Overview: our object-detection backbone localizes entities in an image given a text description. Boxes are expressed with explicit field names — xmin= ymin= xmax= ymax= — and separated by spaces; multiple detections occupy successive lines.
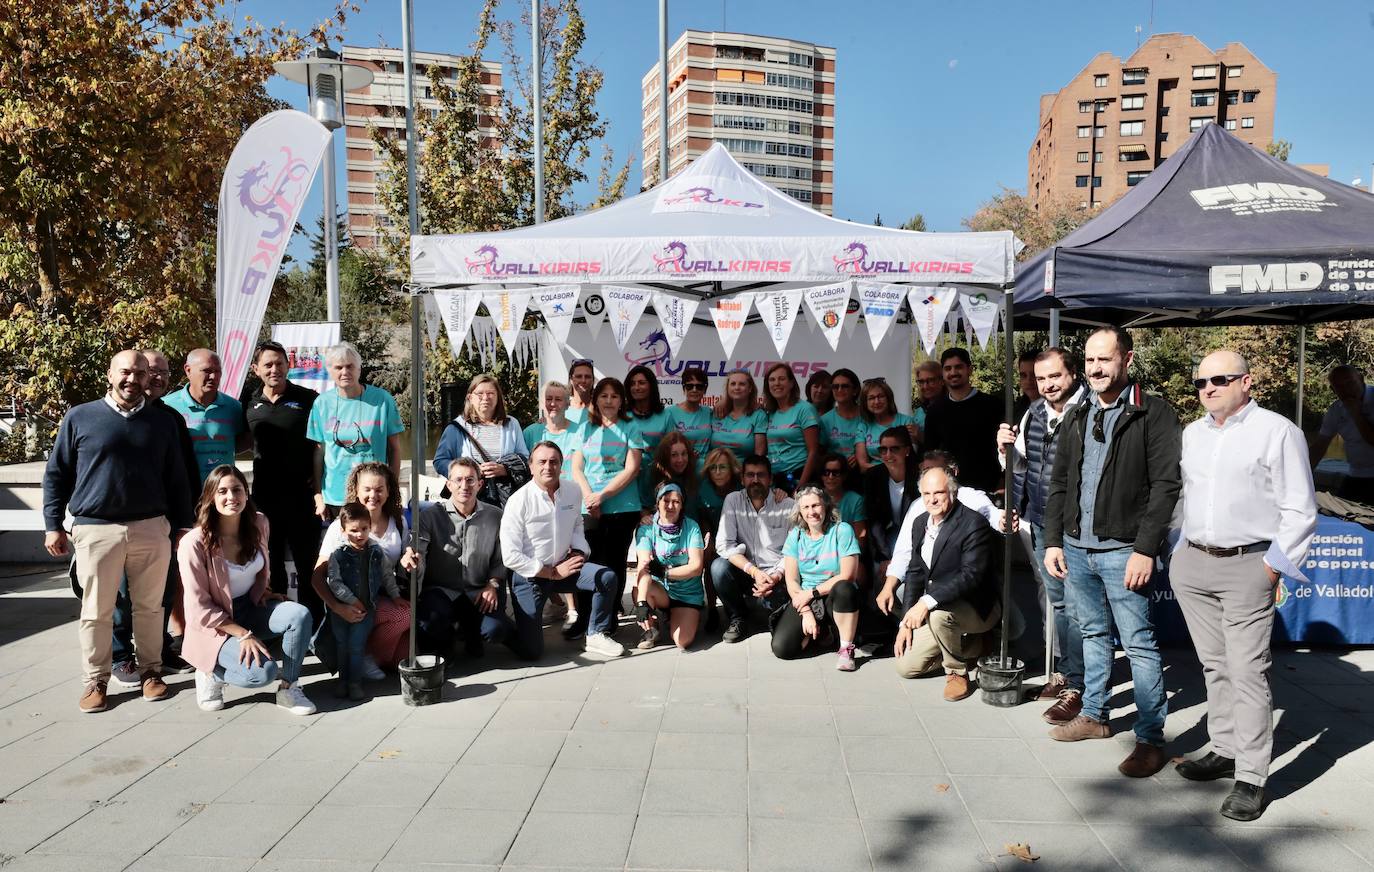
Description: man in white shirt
xmin=711 ymin=454 xmax=795 ymax=643
xmin=1171 ymin=350 xmax=1316 ymax=822
xmin=1310 ymin=365 xmax=1374 ymax=504
xmin=500 ymin=441 xmax=626 ymax=659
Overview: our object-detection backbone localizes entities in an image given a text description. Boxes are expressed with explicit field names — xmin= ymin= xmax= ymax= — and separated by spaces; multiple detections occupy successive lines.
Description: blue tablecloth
xmin=1154 ymin=514 xmax=1374 ymax=646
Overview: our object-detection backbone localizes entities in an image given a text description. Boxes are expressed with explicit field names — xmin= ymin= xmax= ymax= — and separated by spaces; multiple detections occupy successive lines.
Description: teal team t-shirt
xmin=766 ymin=400 xmax=819 ymax=476
xmin=566 ymin=406 xmax=589 ymax=428
xmin=783 ymin=521 xmax=861 ymax=590
xmin=859 ymin=413 xmax=916 ymax=458
xmin=523 ymin=421 xmax=583 ymax=459
xmin=667 ymin=405 xmax=714 ymax=469
xmin=305 ymin=385 xmax=404 ymax=505
xmin=711 ymin=409 xmax=766 ymax=462
xmin=162 ymin=387 xmax=244 ymax=482
xmin=836 ymin=490 xmax=867 ymax=524
xmin=819 ymin=408 xmax=866 ymax=459
xmin=632 ymin=407 xmax=674 ymax=508
xmin=575 ymin=418 xmax=647 ymax=516
xmin=635 ymin=517 xmax=705 ymax=605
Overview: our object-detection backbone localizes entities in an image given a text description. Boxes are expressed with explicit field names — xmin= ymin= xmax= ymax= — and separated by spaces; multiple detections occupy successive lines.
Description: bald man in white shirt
xmin=1171 ymin=350 xmax=1316 ymax=822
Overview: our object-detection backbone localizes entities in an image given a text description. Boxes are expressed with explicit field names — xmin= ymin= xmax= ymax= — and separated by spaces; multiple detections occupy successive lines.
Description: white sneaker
xmin=276 ymin=682 xmax=317 ymax=716
xmin=584 ymin=632 xmax=626 ymax=658
xmin=112 ymin=660 xmax=140 ymax=687
xmin=361 ymin=654 xmax=386 ymax=681
xmin=195 ymin=671 xmax=225 ymax=712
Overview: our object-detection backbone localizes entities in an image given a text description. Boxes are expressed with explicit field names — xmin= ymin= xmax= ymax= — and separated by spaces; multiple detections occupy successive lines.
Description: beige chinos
xmin=74 ymin=517 xmax=171 ymax=682
xmin=894 ymin=600 xmax=1001 ymax=678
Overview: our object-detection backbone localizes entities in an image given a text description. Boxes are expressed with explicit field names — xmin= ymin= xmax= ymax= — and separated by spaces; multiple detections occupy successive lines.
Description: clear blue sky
xmin=242 ymin=0 xmax=1374 ymax=253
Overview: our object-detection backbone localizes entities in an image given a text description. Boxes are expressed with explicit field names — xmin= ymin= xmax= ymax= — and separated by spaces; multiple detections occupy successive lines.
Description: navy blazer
xmin=901 ymin=500 xmax=999 ymax=621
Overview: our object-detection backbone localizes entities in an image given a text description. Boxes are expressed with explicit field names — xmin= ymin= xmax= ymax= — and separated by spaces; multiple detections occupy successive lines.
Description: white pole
xmin=402 ymin=0 xmax=423 ymax=665
xmin=322 ymin=127 xmax=341 ymax=322
xmin=658 ymin=0 xmax=669 ymax=185
xmin=532 ymin=0 xmax=544 ymax=223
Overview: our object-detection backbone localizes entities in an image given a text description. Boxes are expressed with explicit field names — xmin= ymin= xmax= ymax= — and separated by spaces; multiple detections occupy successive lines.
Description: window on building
xmin=1227 ymin=65 xmax=1244 ymax=77
xmin=715 ymin=114 xmax=766 ymax=131
xmin=1190 ymin=117 xmax=1213 ymax=131
xmin=1077 ymin=151 xmax=1090 ymax=163
xmin=1126 ymin=170 xmax=1151 ymax=186
xmin=765 ymin=72 xmax=812 ymax=90
xmin=718 ymin=137 xmax=764 ymax=154
xmin=1075 ymin=175 xmax=1089 ymax=188
xmin=1119 ymin=144 xmax=1149 ymax=162
xmin=1243 ymin=90 xmax=1259 ymax=103
xmin=1078 ymin=101 xmax=1093 ymax=113
xmin=1120 ymin=120 xmax=1144 ymax=136
xmin=1191 ymin=90 xmax=1218 ymax=107
xmin=1122 ymin=67 xmax=1148 ymax=85
xmin=1225 ymin=90 xmax=1239 ymax=105
xmin=1241 ymin=116 xmax=1255 ymax=128
xmin=1224 ymin=119 xmax=1237 ymax=130
xmin=1077 ymin=125 xmax=1092 ymax=138
xmin=1120 ymin=94 xmax=1145 ymax=110
xmin=717 ymin=45 xmax=765 ymax=61
xmin=1192 ymin=64 xmax=1218 ymax=80
xmin=1095 ymin=151 xmax=1104 ymax=162
xmin=1093 ymin=74 xmax=1108 ymax=87
xmin=1158 ymin=130 xmax=1169 ymax=141
xmin=1095 ymin=126 xmax=1106 ymax=138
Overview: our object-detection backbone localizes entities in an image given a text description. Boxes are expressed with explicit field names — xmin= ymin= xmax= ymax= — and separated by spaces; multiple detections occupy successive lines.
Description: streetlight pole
xmin=658 ymin=0 xmax=669 ymax=185
xmin=533 ymin=0 xmax=544 ymax=223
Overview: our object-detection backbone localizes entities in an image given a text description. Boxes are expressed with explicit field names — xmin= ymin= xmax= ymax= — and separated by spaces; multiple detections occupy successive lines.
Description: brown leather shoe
xmin=1042 ymin=688 xmax=1083 ymax=725
xmin=1048 ymin=714 xmax=1110 ymax=742
xmin=1037 ymin=673 xmax=1067 ymax=699
xmin=141 ymin=672 xmax=169 ymax=702
xmin=943 ymin=673 xmax=974 ymax=702
xmin=79 ymin=680 xmax=108 ymax=713
xmin=1118 ymin=742 xmax=1167 ymax=778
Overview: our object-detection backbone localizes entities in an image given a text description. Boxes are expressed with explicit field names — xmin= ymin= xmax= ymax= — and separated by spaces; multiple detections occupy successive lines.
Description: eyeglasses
xmin=1192 ymin=374 xmax=1244 ymax=391
xmin=683 ymin=382 xmax=707 ymax=390
xmin=1092 ymin=408 xmax=1107 ymax=444
xmin=332 ymin=420 xmax=373 ymax=454
xmin=831 ymin=382 xmax=855 ymax=391
xmin=821 ymin=468 xmax=845 ymax=477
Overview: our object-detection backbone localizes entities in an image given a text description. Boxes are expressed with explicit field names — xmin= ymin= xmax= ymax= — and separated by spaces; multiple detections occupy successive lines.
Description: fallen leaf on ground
xmin=377 ymin=749 xmax=402 ymax=759
xmin=1004 ymin=842 xmax=1039 ymax=862
xmin=934 ymin=783 xmax=950 ymax=793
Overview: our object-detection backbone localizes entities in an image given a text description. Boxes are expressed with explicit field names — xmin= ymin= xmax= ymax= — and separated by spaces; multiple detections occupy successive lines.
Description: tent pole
xmin=1049 ymin=309 xmax=1060 ymax=347
xmin=402 ymin=0 xmax=423 ymax=668
xmin=1297 ymin=324 xmax=1307 ymax=429
xmin=1000 ymin=288 xmax=1015 ymax=666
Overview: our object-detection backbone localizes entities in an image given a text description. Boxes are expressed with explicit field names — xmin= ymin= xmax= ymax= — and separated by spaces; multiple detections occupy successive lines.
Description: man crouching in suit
xmin=889 ymin=465 xmax=1001 ymax=701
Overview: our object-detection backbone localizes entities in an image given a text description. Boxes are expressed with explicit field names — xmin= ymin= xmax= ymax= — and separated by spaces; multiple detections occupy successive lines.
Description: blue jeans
xmin=330 ymin=609 xmax=376 ymax=684
xmin=511 ymin=562 xmax=619 ymax=659
xmin=1063 ymin=544 xmax=1166 ymax=745
xmin=1033 ymin=524 xmax=1083 ymax=691
xmin=216 ymin=595 xmax=313 ymax=687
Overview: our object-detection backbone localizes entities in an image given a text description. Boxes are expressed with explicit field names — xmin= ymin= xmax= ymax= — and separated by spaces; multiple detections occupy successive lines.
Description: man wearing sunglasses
xmin=1171 ymin=350 xmax=1315 ymax=821
xmin=1042 ymin=326 xmax=1180 ymax=779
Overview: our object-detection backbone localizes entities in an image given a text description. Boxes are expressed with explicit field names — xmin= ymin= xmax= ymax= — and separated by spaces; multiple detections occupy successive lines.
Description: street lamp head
xmin=273 ymin=47 xmax=374 ymax=131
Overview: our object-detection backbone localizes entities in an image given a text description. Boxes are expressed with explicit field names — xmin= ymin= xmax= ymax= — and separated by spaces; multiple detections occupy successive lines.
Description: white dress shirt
xmin=999 ymin=384 xmax=1088 ymax=473
xmin=1178 ymin=400 xmax=1316 ymax=579
xmin=500 ymin=477 xmax=590 ymax=580
xmin=715 ymin=489 xmax=795 ymax=574
xmin=103 ymin=394 xmax=146 ymax=419
xmin=886 ymin=487 xmax=998 ymax=582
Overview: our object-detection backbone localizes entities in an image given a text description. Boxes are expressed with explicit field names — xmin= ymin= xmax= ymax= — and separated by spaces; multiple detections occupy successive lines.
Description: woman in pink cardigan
xmin=178 ymin=465 xmax=317 ymax=715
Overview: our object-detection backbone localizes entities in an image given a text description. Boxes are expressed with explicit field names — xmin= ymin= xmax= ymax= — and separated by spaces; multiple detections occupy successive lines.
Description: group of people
xmin=43 ymin=329 xmax=1355 ymax=822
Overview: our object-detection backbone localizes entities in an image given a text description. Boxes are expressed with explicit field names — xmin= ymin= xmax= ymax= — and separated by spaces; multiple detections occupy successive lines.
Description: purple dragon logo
xmin=662 ymin=186 xmax=764 ymax=209
xmin=653 ymin=240 xmax=689 ymax=272
xmin=627 ymin=329 xmax=672 ymax=367
xmin=465 ymin=244 xmax=499 ymax=274
xmin=236 ymin=154 xmax=309 ymax=240
xmin=833 ymin=241 xmax=870 ymax=274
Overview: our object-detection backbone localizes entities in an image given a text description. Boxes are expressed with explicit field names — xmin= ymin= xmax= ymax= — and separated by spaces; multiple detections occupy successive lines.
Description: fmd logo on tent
xmin=1189 ymin=183 xmax=1334 ymax=216
xmin=1208 ymin=262 xmax=1323 ymax=295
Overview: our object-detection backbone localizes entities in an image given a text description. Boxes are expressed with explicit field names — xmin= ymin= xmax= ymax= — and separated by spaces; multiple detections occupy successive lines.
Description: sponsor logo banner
xmin=653 ymin=291 xmax=700 ymax=361
xmin=216 ymin=110 xmax=330 ymax=397
xmin=708 ymin=293 xmax=754 ymax=359
xmin=434 ymin=289 xmax=482 ymax=356
xmin=958 ymin=291 xmax=1001 ymax=350
xmin=270 ymin=321 xmax=340 ymax=396
xmin=802 ymin=282 xmax=852 ymax=351
xmin=907 ymin=286 xmax=957 ymax=356
xmin=480 ymin=288 xmax=532 ymax=361
xmin=652 ymin=176 xmax=770 ymax=216
xmin=650 ymin=239 xmax=792 ymax=277
xmin=856 ymin=281 xmax=905 ymax=350
xmin=462 ymin=242 xmax=602 ymax=277
xmin=603 ymin=285 xmax=653 ymax=351
xmin=1189 ymin=182 xmax=1334 ymax=216
xmin=533 ymin=285 xmax=581 ymax=345
xmin=756 ymin=288 xmax=804 ymax=357
xmin=833 ymin=240 xmax=976 ymax=278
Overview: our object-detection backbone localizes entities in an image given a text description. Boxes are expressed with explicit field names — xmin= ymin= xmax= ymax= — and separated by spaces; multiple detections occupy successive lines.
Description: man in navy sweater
xmin=44 ymin=350 xmax=195 ymax=713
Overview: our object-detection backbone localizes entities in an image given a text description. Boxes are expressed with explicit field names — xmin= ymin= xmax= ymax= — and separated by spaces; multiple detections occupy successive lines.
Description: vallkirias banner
xmin=216 ymin=110 xmax=330 ymax=397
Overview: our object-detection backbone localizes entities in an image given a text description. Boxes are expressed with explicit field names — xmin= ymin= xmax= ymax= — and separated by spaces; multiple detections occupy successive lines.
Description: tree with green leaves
xmin=1265 ymin=139 xmax=1292 ymax=162
xmin=901 ymin=214 xmax=927 ymax=232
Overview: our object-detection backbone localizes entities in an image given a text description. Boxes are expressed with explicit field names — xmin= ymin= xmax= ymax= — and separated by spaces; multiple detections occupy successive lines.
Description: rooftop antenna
xmin=1149 ymin=0 xmax=1155 ymax=36
xmin=1135 ymin=24 xmax=1142 ymax=48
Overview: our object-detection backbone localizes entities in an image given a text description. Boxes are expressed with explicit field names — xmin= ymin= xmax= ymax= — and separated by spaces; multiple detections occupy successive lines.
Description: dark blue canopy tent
xmin=1015 ymin=123 xmax=1374 ymax=330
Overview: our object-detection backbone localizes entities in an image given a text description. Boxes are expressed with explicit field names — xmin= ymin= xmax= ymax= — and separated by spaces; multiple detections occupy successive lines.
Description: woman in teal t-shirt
xmin=667 ymin=366 xmax=714 ymax=471
xmin=633 ymin=484 xmax=706 ymax=651
xmin=855 ymin=378 xmax=919 ymax=472
xmin=818 ymin=368 xmax=865 ymax=469
xmin=565 ymin=358 xmax=596 ymax=427
xmin=523 ymin=380 xmax=583 ymax=458
xmin=772 ymin=486 xmax=862 ymax=670
xmin=627 ymin=365 xmax=673 ymax=510
xmin=711 ymin=369 xmax=767 ymax=463
xmin=763 ymin=362 xmax=820 ymax=493
xmin=646 ymin=431 xmax=699 ymax=523
xmin=572 ymin=377 xmax=646 ymax=613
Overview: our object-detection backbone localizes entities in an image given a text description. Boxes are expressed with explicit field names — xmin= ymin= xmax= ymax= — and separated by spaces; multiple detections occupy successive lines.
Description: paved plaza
xmin=3 ymin=564 xmax=1374 ymax=871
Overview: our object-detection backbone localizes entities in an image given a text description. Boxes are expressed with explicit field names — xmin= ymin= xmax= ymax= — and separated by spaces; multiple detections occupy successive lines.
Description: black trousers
xmin=257 ymin=495 xmax=324 ymax=625
xmin=415 ymin=584 xmax=524 ymax=658
xmin=770 ymin=580 xmax=861 ymax=660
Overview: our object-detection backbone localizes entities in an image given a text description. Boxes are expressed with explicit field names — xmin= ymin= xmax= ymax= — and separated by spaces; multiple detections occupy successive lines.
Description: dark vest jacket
xmin=1015 ymin=382 xmax=1086 ymax=527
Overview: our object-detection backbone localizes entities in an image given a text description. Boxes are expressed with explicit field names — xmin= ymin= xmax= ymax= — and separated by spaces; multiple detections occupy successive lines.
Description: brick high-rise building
xmin=641 ymin=31 xmax=836 ymax=214
xmin=1028 ymin=34 xmax=1276 ymax=211
xmin=341 ymin=46 xmax=502 ymax=249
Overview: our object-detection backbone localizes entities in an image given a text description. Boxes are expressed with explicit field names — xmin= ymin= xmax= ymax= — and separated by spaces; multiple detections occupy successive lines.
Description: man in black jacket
xmin=891 ymin=466 xmax=1001 ymax=702
xmin=1043 ymin=326 xmax=1181 ymax=778
xmin=921 ymin=347 xmax=1004 ymax=492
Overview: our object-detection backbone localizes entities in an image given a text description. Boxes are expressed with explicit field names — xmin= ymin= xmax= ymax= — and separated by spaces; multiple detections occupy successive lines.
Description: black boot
xmin=1175 ymin=751 xmax=1236 ymax=782
xmin=1220 ymin=782 xmax=1265 ymax=821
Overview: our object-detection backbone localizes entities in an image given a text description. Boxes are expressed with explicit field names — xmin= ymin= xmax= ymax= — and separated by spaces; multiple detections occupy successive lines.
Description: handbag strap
xmin=448 ymin=418 xmax=494 ymax=463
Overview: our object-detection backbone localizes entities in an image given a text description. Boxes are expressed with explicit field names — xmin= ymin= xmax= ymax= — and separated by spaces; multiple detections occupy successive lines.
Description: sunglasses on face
xmin=878 ymin=444 xmax=904 ymax=454
xmin=683 ymin=382 xmax=707 ymax=390
xmin=831 ymin=382 xmax=854 ymax=391
xmin=1193 ymin=374 xmax=1244 ymax=391
xmin=821 ymin=468 xmax=845 ymax=477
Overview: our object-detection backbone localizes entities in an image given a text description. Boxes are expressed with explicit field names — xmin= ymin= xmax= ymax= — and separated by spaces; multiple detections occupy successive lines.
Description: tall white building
xmin=642 ymin=31 xmax=836 ymax=214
